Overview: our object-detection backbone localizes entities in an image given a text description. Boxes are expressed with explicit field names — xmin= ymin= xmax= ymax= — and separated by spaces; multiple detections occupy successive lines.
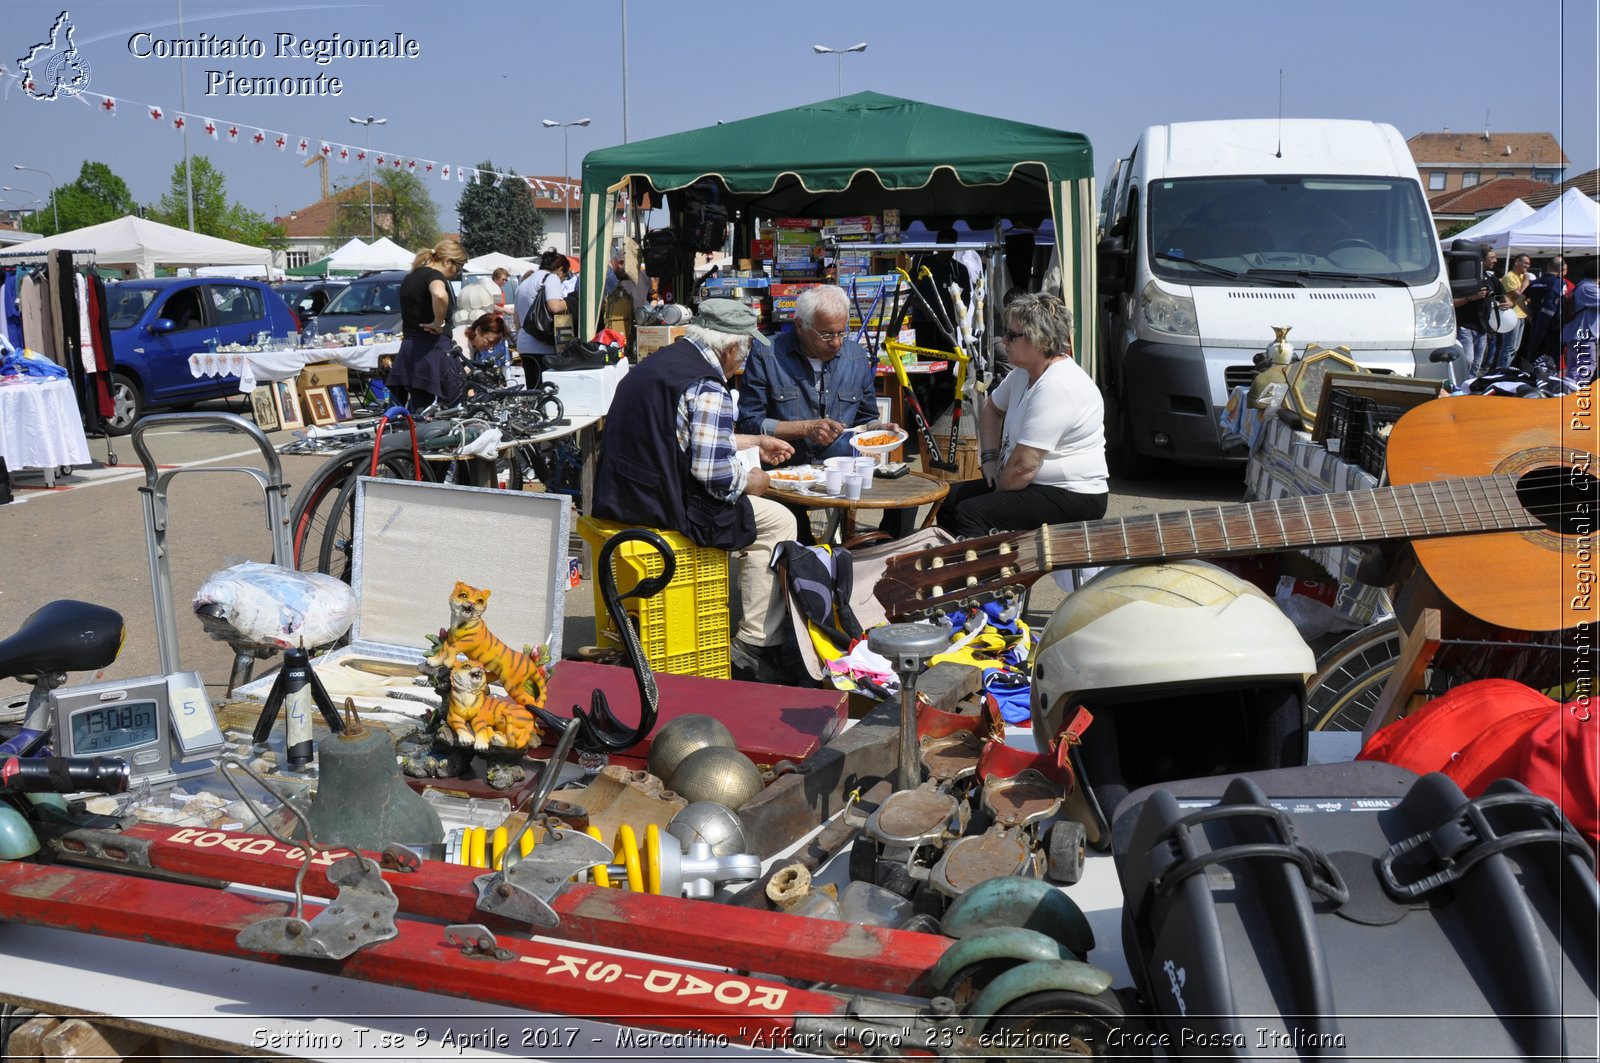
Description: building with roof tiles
xmin=1407 ymin=130 xmax=1567 ymax=197
xmin=1428 ymin=176 xmax=1553 ymax=234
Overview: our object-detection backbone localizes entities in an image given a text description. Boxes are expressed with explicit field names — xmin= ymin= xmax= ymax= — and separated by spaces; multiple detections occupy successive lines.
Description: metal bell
xmin=302 ymin=714 xmax=444 ymax=851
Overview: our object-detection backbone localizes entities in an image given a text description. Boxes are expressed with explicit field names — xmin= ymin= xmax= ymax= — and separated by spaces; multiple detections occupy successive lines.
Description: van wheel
xmin=105 ymin=373 xmax=144 ymax=436
xmin=1106 ymin=392 xmax=1156 ymax=479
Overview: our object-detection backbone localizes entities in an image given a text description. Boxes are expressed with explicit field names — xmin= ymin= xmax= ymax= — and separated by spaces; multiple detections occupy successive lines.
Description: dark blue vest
xmin=591 ymin=339 xmax=757 ymax=551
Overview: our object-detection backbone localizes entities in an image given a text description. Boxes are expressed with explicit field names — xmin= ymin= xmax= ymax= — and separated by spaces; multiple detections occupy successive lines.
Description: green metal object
xmin=965 ymin=961 xmax=1117 ymax=1037
xmin=941 ymin=875 xmax=1095 ymax=957
xmin=0 ymin=804 xmax=41 ymax=860
xmin=931 ymin=926 xmax=1084 ymax=1004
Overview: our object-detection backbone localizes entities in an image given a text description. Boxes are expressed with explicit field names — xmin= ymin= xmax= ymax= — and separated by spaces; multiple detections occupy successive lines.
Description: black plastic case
xmin=1112 ymin=764 xmax=1598 ymax=1061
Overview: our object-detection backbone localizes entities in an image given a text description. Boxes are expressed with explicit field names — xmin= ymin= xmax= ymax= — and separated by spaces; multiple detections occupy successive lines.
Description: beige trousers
xmin=736 ymin=495 xmax=798 ymax=647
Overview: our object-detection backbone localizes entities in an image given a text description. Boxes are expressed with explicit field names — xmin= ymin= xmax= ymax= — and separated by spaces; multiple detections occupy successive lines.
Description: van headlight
xmin=1413 ymin=284 xmax=1456 ymax=340
xmin=1139 ymin=281 xmax=1199 ymax=338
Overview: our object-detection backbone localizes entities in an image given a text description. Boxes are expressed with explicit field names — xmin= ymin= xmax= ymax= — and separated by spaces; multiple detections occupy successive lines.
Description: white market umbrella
xmin=327 ymin=236 xmax=414 ymax=272
xmin=1485 ymin=187 xmax=1600 ymax=256
xmin=1446 ymin=199 xmax=1534 ymax=247
xmin=465 ymin=251 xmax=538 ymax=277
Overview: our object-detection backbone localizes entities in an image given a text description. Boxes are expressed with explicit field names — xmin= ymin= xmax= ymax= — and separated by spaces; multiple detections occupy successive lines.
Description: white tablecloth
xmin=0 ymin=377 xmax=92 ymax=469
xmin=189 ymin=340 xmax=400 ymax=393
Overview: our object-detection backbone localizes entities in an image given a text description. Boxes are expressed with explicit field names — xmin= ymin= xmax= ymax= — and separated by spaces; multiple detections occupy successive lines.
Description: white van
xmin=1096 ymin=119 xmax=1455 ymax=473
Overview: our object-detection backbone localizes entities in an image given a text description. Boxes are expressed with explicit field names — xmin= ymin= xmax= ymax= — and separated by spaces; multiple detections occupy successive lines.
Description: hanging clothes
xmin=20 ymin=272 xmax=53 ymax=360
xmin=74 ymin=273 xmax=96 ymax=376
xmin=3 ymin=269 xmax=22 ymax=348
xmin=86 ymin=274 xmax=114 ymax=421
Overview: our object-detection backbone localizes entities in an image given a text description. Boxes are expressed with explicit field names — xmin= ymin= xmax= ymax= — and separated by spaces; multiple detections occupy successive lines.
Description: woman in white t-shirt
xmin=937 ymin=291 xmax=1108 ymax=539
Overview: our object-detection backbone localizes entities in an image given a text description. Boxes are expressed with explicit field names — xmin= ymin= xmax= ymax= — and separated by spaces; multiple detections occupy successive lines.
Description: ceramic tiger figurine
xmin=445 ymin=661 xmax=542 ymax=752
xmin=425 ymin=582 xmax=549 ymax=709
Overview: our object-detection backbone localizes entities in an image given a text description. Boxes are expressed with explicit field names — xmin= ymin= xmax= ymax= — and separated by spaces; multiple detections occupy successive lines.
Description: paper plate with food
xmin=766 ymin=466 xmax=825 ymax=487
xmin=849 ymin=425 xmax=909 ymax=456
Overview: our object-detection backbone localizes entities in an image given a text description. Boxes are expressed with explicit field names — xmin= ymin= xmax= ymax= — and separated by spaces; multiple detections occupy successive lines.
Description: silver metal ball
xmin=646 ymin=714 xmax=736 ymax=782
xmin=667 ymin=746 xmax=764 ymax=809
xmin=667 ymin=801 xmax=748 ymax=858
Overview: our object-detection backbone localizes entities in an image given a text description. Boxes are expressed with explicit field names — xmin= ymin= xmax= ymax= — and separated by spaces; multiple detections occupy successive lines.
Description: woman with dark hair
xmin=513 ymin=248 xmax=570 ymax=371
xmin=937 ymin=291 xmax=1108 ymax=539
xmin=387 ymin=236 xmax=469 ymax=412
xmin=452 ymin=312 xmax=510 ymax=375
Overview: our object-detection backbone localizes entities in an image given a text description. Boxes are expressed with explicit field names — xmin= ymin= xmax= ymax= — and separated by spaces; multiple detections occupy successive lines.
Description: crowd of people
xmin=1454 ymin=248 xmax=1597 ymax=383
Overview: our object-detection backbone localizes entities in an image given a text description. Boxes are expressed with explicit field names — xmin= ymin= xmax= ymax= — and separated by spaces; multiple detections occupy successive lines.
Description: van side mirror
xmin=148 ymin=318 xmax=176 ymax=334
xmin=1097 ymin=235 xmax=1129 ymax=295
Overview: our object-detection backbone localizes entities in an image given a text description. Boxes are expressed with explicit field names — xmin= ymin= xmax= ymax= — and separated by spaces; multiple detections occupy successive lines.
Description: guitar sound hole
xmin=1516 ymin=466 xmax=1597 ymax=536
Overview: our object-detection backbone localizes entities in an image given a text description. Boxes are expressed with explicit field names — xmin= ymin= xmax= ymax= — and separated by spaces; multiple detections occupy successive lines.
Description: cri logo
xmin=17 ymin=10 xmax=93 ymax=100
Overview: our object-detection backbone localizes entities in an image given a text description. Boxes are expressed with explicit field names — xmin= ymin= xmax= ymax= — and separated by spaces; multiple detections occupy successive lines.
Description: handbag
xmin=521 ymin=276 xmax=554 ymax=343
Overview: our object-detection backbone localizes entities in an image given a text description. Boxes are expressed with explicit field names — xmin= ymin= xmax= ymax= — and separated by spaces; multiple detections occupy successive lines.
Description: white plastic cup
xmin=824 ymin=468 xmax=844 ymax=494
xmin=854 ymin=457 xmax=877 ymax=489
xmin=842 ymin=473 xmax=863 ymax=500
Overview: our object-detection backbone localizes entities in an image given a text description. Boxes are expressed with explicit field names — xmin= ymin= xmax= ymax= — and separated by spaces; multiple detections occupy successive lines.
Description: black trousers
xmin=936 ymin=479 xmax=1108 ymax=539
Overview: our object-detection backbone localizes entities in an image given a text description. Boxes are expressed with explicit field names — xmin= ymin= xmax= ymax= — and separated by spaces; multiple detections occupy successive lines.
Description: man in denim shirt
xmin=737 ymin=285 xmax=885 ymax=467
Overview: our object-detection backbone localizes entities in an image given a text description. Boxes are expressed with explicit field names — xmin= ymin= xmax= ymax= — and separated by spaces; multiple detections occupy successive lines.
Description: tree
xmin=30 ymin=161 xmax=136 ymax=235
xmin=148 ymin=155 xmax=285 ymax=249
xmin=457 ymin=160 xmax=544 ymax=258
xmin=327 ymin=169 xmax=439 ymax=252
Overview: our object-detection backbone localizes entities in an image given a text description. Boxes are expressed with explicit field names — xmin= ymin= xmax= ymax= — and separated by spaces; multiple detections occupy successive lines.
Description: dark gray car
xmin=301 ymin=270 xmax=404 ymax=340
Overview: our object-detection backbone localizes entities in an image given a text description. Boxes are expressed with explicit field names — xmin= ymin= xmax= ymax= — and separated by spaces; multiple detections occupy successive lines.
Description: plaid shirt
xmin=676 ymin=337 xmax=747 ymax=503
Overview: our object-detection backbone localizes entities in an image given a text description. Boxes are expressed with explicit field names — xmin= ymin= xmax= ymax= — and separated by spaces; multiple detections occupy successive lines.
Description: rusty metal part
xmin=235 ymin=852 xmax=400 ymax=960
xmin=868 ymin=788 xmax=963 ymax=847
xmin=471 ymin=827 xmax=612 ymax=928
xmin=444 ymin=923 xmax=514 ymax=961
xmin=929 ymin=828 xmax=1037 ymax=898
xmin=983 ymin=770 xmax=1065 ymax=829
xmin=920 ymin=730 xmax=984 ymax=784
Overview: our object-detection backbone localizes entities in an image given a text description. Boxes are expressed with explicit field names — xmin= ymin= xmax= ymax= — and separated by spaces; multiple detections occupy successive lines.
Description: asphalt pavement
xmin=0 ymin=397 xmax=1244 ymax=712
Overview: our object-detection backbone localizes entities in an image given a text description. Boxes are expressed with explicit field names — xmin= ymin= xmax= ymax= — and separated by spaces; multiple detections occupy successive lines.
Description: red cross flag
xmin=274 ymin=134 xmax=287 ymax=151
xmin=203 ymin=119 xmax=218 ymax=140
xmin=252 ymin=130 xmax=267 ymax=145
xmin=172 ymin=115 xmax=185 ymax=131
xmin=339 ymin=146 xmax=350 ymax=162
xmin=441 ymin=165 xmax=450 ymax=181
xmin=321 ymin=142 xmax=332 ymax=158
xmin=458 ymin=165 xmax=465 ymax=183
xmin=355 ymin=150 xmax=365 ymax=162
xmin=149 ymin=106 xmax=163 ymax=121
xmin=406 ymin=159 xmax=416 ymax=173
xmin=227 ymin=125 xmax=240 ymax=143
xmin=296 ymin=137 xmax=309 ymax=156
xmin=392 ymin=156 xmax=402 ymax=168
xmin=424 ymin=161 xmax=433 ymax=173
xmin=99 ymin=96 xmax=116 ymax=117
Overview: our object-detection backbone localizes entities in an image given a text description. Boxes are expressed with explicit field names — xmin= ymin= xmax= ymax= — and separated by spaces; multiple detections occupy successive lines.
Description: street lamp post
xmin=347 ymin=115 xmax=387 ymax=239
xmin=542 ymin=118 xmax=590 ymax=254
xmin=12 ymin=166 xmax=56 ymax=229
xmin=812 ymin=43 xmax=867 ymax=97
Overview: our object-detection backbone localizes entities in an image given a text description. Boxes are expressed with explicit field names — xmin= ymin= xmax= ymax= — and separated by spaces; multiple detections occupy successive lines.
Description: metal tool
xmin=867 ymin=623 xmax=951 ymax=791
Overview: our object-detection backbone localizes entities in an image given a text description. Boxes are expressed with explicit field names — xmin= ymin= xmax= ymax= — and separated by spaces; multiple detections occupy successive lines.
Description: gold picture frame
xmin=273 ymin=379 xmax=304 ymax=430
xmin=303 ymin=385 xmax=337 ymax=427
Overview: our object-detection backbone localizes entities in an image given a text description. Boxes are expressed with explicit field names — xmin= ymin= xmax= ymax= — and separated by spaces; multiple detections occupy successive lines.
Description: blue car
xmin=104 ymin=277 xmax=301 ymax=434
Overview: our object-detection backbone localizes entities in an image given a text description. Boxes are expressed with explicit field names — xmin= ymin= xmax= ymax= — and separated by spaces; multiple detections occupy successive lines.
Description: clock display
xmin=70 ymin=701 xmax=160 ymax=755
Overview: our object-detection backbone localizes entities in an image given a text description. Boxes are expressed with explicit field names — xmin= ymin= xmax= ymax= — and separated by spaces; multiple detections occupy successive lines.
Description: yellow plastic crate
xmin=577 ymin=517 xmax=731 ymax=680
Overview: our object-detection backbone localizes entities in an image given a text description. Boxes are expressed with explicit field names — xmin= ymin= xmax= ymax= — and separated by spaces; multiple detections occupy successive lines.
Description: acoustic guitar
xmin=875 ymin=392 xmax=1598 ymax=634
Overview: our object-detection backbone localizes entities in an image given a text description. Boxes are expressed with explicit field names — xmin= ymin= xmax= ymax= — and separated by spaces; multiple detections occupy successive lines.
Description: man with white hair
xmin=737 ymin=284 xmax=887 ymax=468
xmin=592 ymin=298 xmax=798 ymax=682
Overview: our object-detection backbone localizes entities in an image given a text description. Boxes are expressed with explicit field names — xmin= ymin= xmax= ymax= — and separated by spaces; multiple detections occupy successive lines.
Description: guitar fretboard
xmin=1039 ymin=474 xmax=1538 ymax=569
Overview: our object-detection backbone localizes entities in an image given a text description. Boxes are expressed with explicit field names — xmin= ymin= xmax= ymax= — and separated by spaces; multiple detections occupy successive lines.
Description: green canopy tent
xmin=578 ymin=92 xmax=1098 ymax=372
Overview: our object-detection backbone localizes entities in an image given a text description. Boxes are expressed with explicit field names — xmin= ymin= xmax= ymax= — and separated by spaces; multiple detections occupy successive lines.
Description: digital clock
xmin=50 ymin=672 xmax=224 ymax=788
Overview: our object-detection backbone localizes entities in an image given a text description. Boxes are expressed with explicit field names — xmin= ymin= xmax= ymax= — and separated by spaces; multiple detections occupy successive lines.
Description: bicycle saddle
xmin=0 ymin=600 xmax=124 ymax=681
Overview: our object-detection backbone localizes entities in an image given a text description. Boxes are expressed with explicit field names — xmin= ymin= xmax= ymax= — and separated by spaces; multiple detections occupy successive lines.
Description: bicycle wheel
xmin=290 ymin=442 xmax=430 ymax=580
xmin=1305 ymin=620 xmax=1402 ymax=733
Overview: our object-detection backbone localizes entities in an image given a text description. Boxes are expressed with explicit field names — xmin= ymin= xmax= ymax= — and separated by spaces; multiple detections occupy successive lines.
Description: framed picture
xmin=303 ymin=386 xmax=337 ymax=426
xmin=273 ymin=379 xmax=304 ymax=430
xmin=328 ymin=383 xmax=353 ymax=421
xmin=248 ymin=385 xmax=280 ymax=432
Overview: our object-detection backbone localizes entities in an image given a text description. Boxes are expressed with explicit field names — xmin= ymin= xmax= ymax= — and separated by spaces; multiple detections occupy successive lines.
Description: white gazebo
xmin=327 ymin=236 xmax=414 ymax=272
xmin=1 ymin=215 xmax=273 ymax=277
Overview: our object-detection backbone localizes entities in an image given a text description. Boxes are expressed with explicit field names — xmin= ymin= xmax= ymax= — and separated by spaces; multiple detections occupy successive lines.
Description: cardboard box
xmin=550 ymin=359 xmax=629 ymax=416
xmin=750 ymin=239 xmax=775 ymax=259
xmin=296 ymin=362 xmax=348 ymax=394
xmin=635 ymin=325 xmax=687 ymax=359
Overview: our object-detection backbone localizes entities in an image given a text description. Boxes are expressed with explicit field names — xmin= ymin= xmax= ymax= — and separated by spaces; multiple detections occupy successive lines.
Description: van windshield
xmin=1147 ymin=175 xmax=1439 ymax=287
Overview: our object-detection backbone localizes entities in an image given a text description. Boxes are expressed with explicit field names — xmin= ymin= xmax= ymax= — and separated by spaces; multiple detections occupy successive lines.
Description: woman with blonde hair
xmin=388 ymin=236 xmax=469 ymax=412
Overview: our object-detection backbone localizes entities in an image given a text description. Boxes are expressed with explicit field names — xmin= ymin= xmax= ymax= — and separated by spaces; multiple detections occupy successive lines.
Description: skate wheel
xmin=972 ymin=983 xmax=1126 ymax=1057
xmin=930 ymin=926 xmax=1081 ymax=1007
xmin=1045 ymin=820 xmax=1087 ymax=885
xmin=941 ymin=876 xmax=1094 ymax=957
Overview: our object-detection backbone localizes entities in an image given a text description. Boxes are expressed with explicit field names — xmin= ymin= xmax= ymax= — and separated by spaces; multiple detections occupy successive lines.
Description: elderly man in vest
xmin=592 ymin=299 xmax=798 ymax=682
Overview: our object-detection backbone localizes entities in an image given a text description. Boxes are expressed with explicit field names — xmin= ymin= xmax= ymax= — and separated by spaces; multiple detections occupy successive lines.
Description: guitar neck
xmin=881 ymin=473 xmax=1540 ymax=616
xmin=1042 ymin=475 xmax=1536 ymax=569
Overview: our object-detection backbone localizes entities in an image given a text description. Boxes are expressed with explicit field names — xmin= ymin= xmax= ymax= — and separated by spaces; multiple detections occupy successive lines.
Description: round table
xmin=765 ymin=469 xmax=950 ymax=543
xmin=0 ymin=377 xmax=91 ymax=484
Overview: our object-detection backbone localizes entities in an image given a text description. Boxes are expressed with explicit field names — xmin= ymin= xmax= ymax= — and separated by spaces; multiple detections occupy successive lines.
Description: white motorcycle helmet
xmin=1031 ymin=560 xmax=1315 ymax=846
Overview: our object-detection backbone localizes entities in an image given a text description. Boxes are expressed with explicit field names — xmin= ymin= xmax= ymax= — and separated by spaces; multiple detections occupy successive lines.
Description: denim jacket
xmin=736 ymin=329 xmax=879 ymax=466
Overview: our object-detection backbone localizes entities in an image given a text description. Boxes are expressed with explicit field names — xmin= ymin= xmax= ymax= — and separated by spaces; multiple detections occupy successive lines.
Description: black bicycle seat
xmin=0 ymin=600 xmax=124 ymax=681
xmin=416 ymin=422 xmax=458 ymax=442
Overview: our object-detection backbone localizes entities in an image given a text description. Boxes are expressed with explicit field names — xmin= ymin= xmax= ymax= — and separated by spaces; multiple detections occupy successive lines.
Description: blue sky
xmin=3 ymin=0 xmax=1596 ymax=232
